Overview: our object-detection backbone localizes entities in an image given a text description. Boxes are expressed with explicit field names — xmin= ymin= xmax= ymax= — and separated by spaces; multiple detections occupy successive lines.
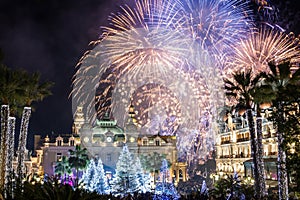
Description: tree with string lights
xmin=110 ymin=145 xmax=140 ymax=196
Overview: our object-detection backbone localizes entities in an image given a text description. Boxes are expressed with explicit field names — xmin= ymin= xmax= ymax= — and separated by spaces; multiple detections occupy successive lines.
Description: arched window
xmin=69 ymin=137 xmax=75 ymax=146
xmin=142 ymin=138 xmax=148 ymax=146
xmin=56 ymin=136 xmax=63 ymax=146
xmin=179 ymin=169 xmax=183 ymax=180
xmin=155 ymin=139 xmax=160 ymax=146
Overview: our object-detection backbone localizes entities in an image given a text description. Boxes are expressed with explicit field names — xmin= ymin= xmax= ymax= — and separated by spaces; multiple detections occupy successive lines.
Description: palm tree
xmin=0 ymin=64 xmax=53 ymax=115
xmin=224 ymin=70 xmax=266 ymax=198
xmin=68 ymin=145 xmax=89 ymax=187
xmin=258 ymin=61 xmax=300 ymax=200
xmin=0 ymin=64 xmax=53 ymax=186
xmin=22 ymin=72 xmax=53 ymax=107
xmin=0 ymin=65 xmax=24 ymax=115
xmin=284 ymin=106 xmax=300 ymax=191
xmin=16 ymin=71 xmax=53 ymax=179
xmin=0 ymin=64 xmax=21 ymax=189
xmin=55 ymin=156 xmax=72 ymax=184
xmin=139 ymin=152 xmax=167 ymax=183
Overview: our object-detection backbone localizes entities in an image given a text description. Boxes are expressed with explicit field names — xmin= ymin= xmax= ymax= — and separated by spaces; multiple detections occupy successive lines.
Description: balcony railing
xmin=218 ymin=154 xmax=251 ymax=159
xmin=219 ymin=155 xmax=232 ymax=158
xmin=236 ymin=138 xmax=250 ymax=143
xmin=265 ymin=152 xmax=277 ymax=156
xmin=221 ymin=140 xmax=231 ymax=145
xmin=235 ymin=154 xmax=251 ymax=158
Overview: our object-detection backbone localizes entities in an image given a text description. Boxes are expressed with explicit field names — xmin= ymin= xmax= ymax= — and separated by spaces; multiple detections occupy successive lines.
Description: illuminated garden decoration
xmin=135 ymin=157 xmax=152 ymax=193
xmin=80 ymin=158 xmax=110 ymax=194
xmin=110 ymin=145 xmax=141 ymax=196
xmin=5 ymin=116 xmax=15 ymax=195
xmin=16 ymin=107 xmax=31 ymax=180
xmin=0 ymin=105 xmax=9 ymax=190
xmin=154 ymin=159 xmax=180 ymax=200
xmin=92 ymin=158 xmax=110 ymax=195
xmin=80 ymin=158 xmax=96 ymax=190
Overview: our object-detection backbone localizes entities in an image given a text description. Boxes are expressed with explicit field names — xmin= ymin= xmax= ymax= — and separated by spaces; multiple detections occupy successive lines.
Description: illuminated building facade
xmin=35 ymin=105 xmax=187 ymax=183
xmin=215 ymin=111 xmax=278 ymax=185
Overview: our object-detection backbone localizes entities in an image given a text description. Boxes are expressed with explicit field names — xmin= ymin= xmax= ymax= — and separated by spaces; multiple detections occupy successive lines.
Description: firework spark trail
xmin=131 ymin=84 xmax=181 ymax=135
xmin=181 ymin=0 xmax=253 ymax=67
xmin=110 ymin=64 xmax=212 ymax=133
xmin=224 ymin=26 xmax=300 ymax=78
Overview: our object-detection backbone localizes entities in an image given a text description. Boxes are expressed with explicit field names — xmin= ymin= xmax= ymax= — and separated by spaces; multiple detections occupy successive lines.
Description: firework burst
xmin=181 ymin=0 xmax=253 ymax=67
xmin=73 ymin=0 xmax=191 ymax=121
xmin=224 ymin=26 xmax=300 ymax=77
xmin=72 ymin=0 xmax=233 ymax=163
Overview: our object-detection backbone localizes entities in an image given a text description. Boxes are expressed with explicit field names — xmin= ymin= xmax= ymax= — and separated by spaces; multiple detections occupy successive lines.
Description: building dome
xmin=91 ymin=117 xmax=125 ymax=143
xmin=92 ymin=119 xmax=124 ymax=135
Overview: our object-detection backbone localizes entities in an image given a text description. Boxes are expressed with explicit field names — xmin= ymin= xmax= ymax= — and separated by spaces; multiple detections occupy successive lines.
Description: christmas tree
xmin=80 ymin=158 xmax=95 ymax=191
xmin=110 ymin=145 xmax=140 ymax=196
xmin=154 ymin=159 xmax=180 ymax=200
xmin=200 ymin=180 xmax=209 ymax=198
xmin=135 ymin=157 xmax=152 ymax=193
xmin=90 ymin=158 xmax=110 ymax=194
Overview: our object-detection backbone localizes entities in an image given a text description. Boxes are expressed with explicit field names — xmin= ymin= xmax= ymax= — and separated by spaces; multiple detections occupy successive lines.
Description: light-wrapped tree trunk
xmin=0 ymin=105 xmax=9 ymax=190
xmin=246 ymin=109 xmax=260 ymax=198
xmin=5 ymin=117 xmax=16 ymax=196
xmin=277 ymin=103 xmax=289 ymax=200
xmin=256 ymin=117 xmax=266 ymax=197
xmin=16 ymin=107 xmax=31 ymax=179
xmin=277 ymin=131 xmax=289 ymax=200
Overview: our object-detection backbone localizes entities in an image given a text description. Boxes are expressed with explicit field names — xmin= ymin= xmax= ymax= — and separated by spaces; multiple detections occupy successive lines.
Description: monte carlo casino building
xmin=34 ymin=105 xmax=187 ymax=183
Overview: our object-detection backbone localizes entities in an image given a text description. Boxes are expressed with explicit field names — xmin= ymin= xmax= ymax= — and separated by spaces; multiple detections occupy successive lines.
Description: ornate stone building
xmin=215 ymin=110 xmax=278 ymax=185
xmin=36 ymin=134 xmax=79 ymax=176
xmin=36 ymin=105 xmax=187 ymax=184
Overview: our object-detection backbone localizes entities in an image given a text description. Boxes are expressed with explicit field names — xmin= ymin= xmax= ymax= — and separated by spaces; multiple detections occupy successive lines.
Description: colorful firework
xmin=72 ymin=0 xmax=259 ymax=164
xmin=224 ymin=26 xmax=300 ymax=77
xmin=181 ymin=0 xmax=253 ymax=67
xmin=73 ymin=0 xmax=190 ymax=122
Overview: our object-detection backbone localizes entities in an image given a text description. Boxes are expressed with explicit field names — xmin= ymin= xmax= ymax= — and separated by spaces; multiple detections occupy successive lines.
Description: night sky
xmin=0 ymin=0 xmax=127 ymax=142
xmin=0 ymin=0 xmax=299 ymax=149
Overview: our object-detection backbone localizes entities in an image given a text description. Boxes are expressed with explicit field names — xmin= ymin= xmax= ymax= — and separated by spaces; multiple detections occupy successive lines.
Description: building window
xmin=106 ymin=154 xmax=112 ymax=162
xmin=57 ymin=140 xmax=62 ymax=146
xmin=155 ymin=140 xmax=160 ymax=146
xmin=142 ymin=139 xmax=148 ymax=146
xmin=70 ymin=139 xmax=75 ymax=146
xmin=179 ymin=169 xmax=183 ymax=180
xmin=56 ymin=153 xmax=62 ymax=162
